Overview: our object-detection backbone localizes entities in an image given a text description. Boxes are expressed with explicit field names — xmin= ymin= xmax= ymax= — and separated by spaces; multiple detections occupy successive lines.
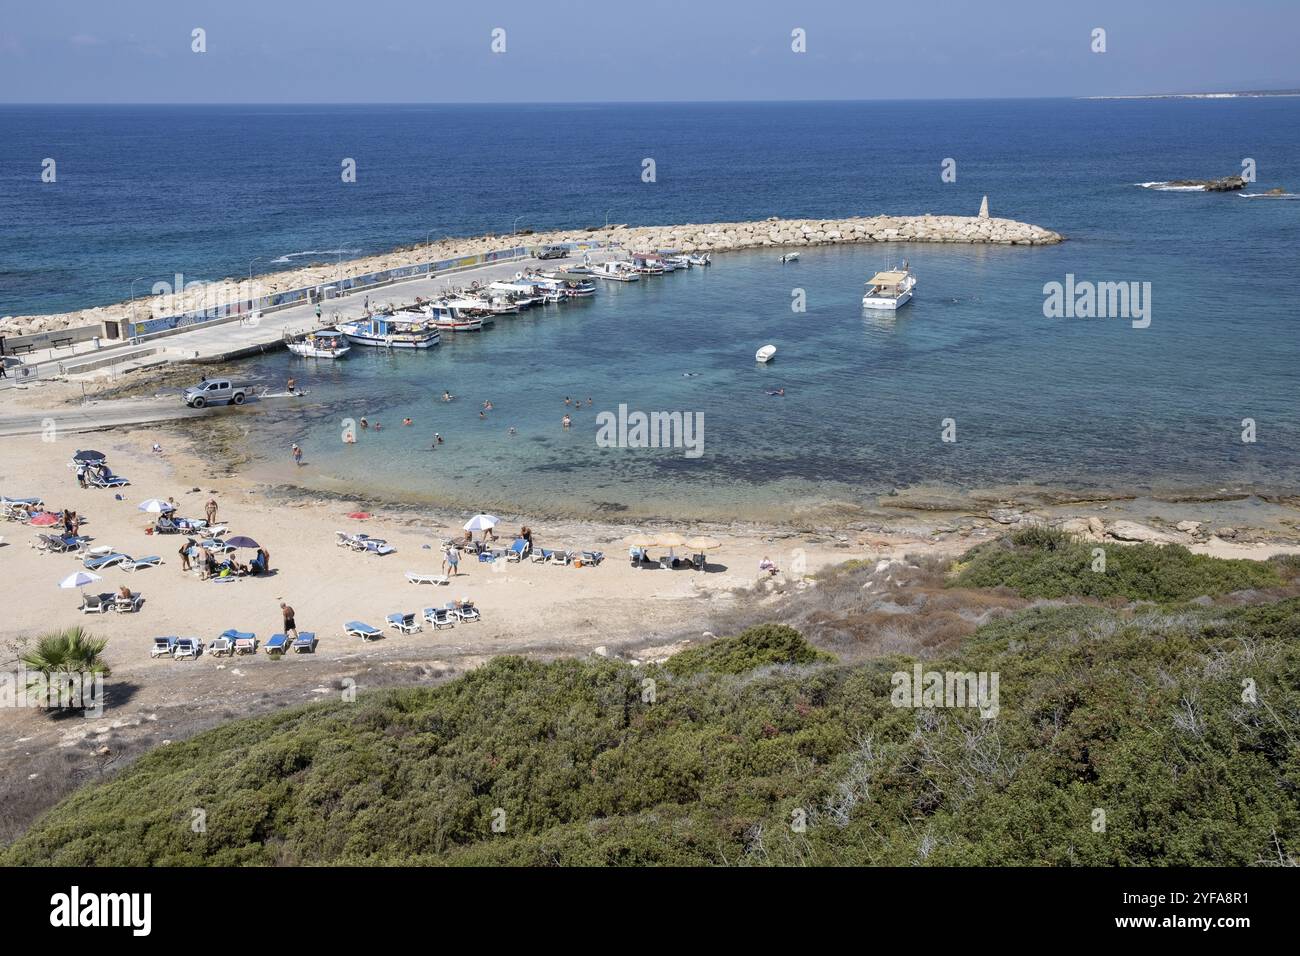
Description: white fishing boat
xmin=338 ymin=314 xmax=440 ymax=349
xmin=426 ymin=301 xmax=484 ymax=332
xmin=861 ymin=264 xmax=916 ymax=310
xmin=755 ymin=344 xmax=777 ymax=363
xmin=631 ymin=254 xmax=666 ymax=275
xmin=539 ymin=271 xmax=598 ymax=297
xmin=288 ymin=328 xmax=351 ymax=359
xmin=591 ymin=261 xmax=640 ymax=282
xmin=780 ymin=252 xmax=799 ymax=264
xmin=487 ymin=278 xmax=543 ymax=307
xmin=688 ymin=253 xmax=712 ymax=266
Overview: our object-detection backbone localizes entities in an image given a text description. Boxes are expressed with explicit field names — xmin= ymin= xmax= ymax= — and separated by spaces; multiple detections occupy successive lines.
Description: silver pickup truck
xmin=182 ymin=378 xmax=251 ymax=408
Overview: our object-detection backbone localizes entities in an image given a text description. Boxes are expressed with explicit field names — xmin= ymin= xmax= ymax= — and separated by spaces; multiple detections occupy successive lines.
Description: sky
xmin=1 ymin=0 xmax=1297 ymax=103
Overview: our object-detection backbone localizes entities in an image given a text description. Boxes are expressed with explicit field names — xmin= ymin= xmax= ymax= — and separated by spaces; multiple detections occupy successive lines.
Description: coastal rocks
xmin=1166 ymin=175 xmax=1247 ymax=191
xmin=1106 ymin=520 xmax=1180 ymax=544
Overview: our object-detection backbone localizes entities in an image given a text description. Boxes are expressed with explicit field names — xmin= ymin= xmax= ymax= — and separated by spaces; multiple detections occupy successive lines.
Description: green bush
xmin=6 ymin=601 xmax=1299 ymax=867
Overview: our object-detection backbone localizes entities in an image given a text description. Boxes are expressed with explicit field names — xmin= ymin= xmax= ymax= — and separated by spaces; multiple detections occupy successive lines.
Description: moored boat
xmin=591 ymin=260 xmax=640 ymax=282
xmin=426 ymin=301 xmax=485 ymax=332
xmin=288 ymin=328 xmax=352 ymax=359
xmin=338 ymin=314 xmax=441 ymax=348
xmin=755 ymin=344 xmax=777 ymax=363
xmin=862 ymin=263 xmax=916 ymax=310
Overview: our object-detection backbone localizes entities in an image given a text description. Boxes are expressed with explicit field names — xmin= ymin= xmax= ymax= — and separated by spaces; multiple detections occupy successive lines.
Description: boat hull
xmin=861 ymin=289 xmax=913 ymax=310
xmin=341 ymin=332 xmax=440 ymax=348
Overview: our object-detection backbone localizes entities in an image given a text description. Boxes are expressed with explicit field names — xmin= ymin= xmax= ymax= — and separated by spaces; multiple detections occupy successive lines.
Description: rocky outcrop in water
xmin=1166 ymin=175 xmax=1248 ymax=191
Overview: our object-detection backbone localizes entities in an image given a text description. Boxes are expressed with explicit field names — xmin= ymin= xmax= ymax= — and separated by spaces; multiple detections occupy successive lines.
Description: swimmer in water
xmin=442 ymin=391 xmax=453 ymax=402
xmin=562 ymin=414 xmax=571 ymax=429
xmin=374 ymin=422 xmax=383 ymax=431
xmin=508 ymin=426 xmax=517 ymax=436
xmin=402 ymin=418 xmax=413 ymax=426
xmin=359 ymin=417 xmax=368 ymax=429
xmin=766 ymin=388 xmax=785 ymax=396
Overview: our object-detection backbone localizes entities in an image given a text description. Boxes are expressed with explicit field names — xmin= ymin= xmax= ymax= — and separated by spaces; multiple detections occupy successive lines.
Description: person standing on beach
xmin=291 ymin=443 xmax=303 ymax=466
xmin=179 ymin=538 xmax=194 ymax=572
xmin=442 ymin=547 xmax=459 ymax=577
xmin=205 ymin=498 xmax=218 ymax=526
xmin=280 ymin=602 xmax=298 ymax=641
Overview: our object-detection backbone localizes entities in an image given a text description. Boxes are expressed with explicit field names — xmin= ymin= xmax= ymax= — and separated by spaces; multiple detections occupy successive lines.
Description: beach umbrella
xmin=656 ymin=533 xmax=686 ymax=549
xmin=623 ymin=533 xmax=658 ymax=549
xmin=58 ymin=570 xmax=101 ymax=596
xmin=72 ymin=450 xmax=107 ymax=463
xmin=224 ymin=535 xmax=260 ymax=549
xmin=684 ymin=537 xmax=721 ymax=552
xmin=463 ymin=514 xmax=499 ymax=532
xmin=137 ymin=498 xmax=176 ymax=513
xmin=30 ymin=512 xmax=59 ymax=526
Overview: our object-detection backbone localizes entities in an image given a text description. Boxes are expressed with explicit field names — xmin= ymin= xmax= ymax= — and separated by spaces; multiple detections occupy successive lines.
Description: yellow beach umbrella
xmin=655 ymin=533 xmax=686 ymax=549
xmin=623 ymin=533 xmax=658 ymax=549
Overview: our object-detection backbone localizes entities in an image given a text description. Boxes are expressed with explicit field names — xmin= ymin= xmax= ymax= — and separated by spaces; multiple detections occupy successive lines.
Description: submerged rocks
xmin=1167 ymin=175 xmax=1247 ymax=191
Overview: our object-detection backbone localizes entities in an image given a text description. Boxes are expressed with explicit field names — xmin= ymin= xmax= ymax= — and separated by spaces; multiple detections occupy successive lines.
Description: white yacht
xmin=288 ymin=328 xmax=351 ymax=359
xmin=862 ymin=264 xmax=916 ymax=310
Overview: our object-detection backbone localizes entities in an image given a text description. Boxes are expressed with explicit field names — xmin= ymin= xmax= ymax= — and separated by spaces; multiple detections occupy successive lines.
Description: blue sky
xmin=2 ymin=0 xmax=1297 ymax=103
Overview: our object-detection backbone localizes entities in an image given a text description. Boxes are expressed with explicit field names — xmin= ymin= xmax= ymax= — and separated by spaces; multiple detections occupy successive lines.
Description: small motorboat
xmin=288 ymin=329 xmax=351 ymax=359
xmin=755 ymin=344 xmax=777 ymax=363
xmin=687 ymin=254 xmax=712 ymax=266
xmin=780 ymin=252 xmax=799 ymax=264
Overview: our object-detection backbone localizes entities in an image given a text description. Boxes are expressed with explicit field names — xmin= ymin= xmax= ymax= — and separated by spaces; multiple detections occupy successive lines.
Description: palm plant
xmin=20 ymin=626 xmax=110 ymax=712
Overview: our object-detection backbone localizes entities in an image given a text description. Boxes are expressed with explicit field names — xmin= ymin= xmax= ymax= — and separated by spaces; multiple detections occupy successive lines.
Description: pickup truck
xmin=182 ymin=379 xmax=251 ymax=408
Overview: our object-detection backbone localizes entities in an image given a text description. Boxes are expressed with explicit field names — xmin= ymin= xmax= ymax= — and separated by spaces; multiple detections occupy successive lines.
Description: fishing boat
xmin=780 ymin=252 xmax=800 ymax=264
xmin=539 ymin=272 xmax=598 ymax=297
xmin=337 ymin=314 xmax=440 ymax=349
xmin=688 ymin=253 xmax=712 ymax=267
xmin=861 ymin=264 xmax=916 ymax=310
xmin=755 ymin=344 xmax=777 ymax=363
xmin=426 ymin=301 xmax=484 ymax=332
xmin=631 ymin=254 xmax=666 ymax=275
xmin=663 ymin=254 xmax=693 ymax=270
xmin=288 ymin=328 xmax=351 ymax=359
xmin=591 ymin=261 xmax=640 ymax=282
xmin=487 ymin=278 xmax=543 ymax=307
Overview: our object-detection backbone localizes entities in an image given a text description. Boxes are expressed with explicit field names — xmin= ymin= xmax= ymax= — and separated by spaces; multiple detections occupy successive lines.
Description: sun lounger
xmin=208 ymin=635 xmax=233 ymax=656
xmin=345 ymin=620 xmax=382 ymax=641
xmin=84 ymin=552 xmax=131 ymax=571
xmin=153 ymin=517 xmax=178 ymax=534
xmin=477 ymin=551 xmax=496 ymax=563
xmin=173 ymin=637 xmax=201 ymax=660
xmin=406 ymin=571 xmax=449 ymax=586
xmin=150 ymin=636 xmax=177 ymax=658
xmin=292 ymin=632 xmax=317 ymax=653
xmin=506 ymin=538 xmax=529 ymax=562
xmin=423 ymin=607 xmax=455 ymax=629
xmin=448 ymin=601 xmax=480 ymax=623
xmin=79 ymin=593 xmax=110 ymax=614
xmin=1 ymin=496 xmax=42 ymax=508
xmin=113 ymin=591 xmax=143 ymax=612
xmin=362 ymin=539 xmax=396 ymax=556
xmin=87 ymin=470 xmax=130 ymax=488
xmin=265 ymin=633 xmax=290 ymax=654
xmin=579 ymin=550 xmax=604 ymax=565
xmin=386 ymin=612 xmax=421 ymax=634
xmin=692 ymin=553 xmax=707 ymax=571
xmin=220 ymin=629 xmax=256 ymax=654
xmin=123 ymin=555 xmax=162 ymax=572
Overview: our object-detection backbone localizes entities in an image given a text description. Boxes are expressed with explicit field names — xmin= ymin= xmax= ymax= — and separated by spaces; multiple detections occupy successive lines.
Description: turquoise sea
xmin=3 ymin=100 xmax=1298 ymax=520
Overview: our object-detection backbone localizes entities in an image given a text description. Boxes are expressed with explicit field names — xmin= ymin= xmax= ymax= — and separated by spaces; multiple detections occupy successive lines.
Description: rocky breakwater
xmin=615 ymin=213 xmax=1063 ymax=255
xmin=1 ymin=210 xmax=1061 ymax=336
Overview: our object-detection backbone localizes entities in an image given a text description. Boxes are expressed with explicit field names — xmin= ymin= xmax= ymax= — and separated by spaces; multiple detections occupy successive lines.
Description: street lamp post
xmin=511 ymin=216 xmax=524 ymax=236
xmin=128 ymin=276 xmax=149 ymax=332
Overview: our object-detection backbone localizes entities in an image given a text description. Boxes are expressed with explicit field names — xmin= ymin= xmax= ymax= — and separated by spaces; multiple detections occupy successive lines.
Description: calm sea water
xmin=3 ymin=101 xmax=1298 ymax=520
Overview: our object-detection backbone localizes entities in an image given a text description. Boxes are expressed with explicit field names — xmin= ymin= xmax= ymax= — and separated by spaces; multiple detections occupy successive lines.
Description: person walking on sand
xmin=280 ymin=601 xmax=298 ymax=641
xmin=179 ymin=538 xmax=193 ymax=572
xmin=291 ymin=443 xmax=303 ymax=467
xmin=442 ymin=547 xmax=459 ymax=577
xmin=205 ymin=498 xmax=218 ymax=526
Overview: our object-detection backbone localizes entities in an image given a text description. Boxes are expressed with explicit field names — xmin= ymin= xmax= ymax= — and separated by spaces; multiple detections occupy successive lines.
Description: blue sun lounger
xmin=265 ymin=633 xmax=290 ymax=654
xmin=423 ymin=607 xmax=455 ymax=629
xmin=386 ymin=612 xmax=421 ymax=633
xmin=345 ymin=621 xmax=382 ymax=641
xmin=150 ymin=636 xmax=177 ymax=658
xmin=221 ymin=629 xmax=256 ymax=654
xmin=292 ymin=632 xmax=317 ymax=653
xmin=84 ymin=552 xmax=131 ymax=571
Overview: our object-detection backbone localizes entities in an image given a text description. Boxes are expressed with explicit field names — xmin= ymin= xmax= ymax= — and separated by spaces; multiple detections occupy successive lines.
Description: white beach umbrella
xmin=59 ymin=570 xmax=102 ymax=593
xmin=463 ymin=514 xmax=499 ymax=532
xmin=137 ymin=499 xmax=176 ymax=513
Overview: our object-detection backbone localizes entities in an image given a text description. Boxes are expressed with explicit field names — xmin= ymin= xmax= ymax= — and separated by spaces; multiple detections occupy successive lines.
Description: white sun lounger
xmin=173 ymin=637 xmax=202 ymax=660
xmin=423 ymin=607 xmax=456 ymax=629
xmin=386 ymin=612 xmax=421 ymax=633
xmin=405 ymin=571 xmax=449 ymax=586
xmin=150 ymin=636 xmax=178 ymax=658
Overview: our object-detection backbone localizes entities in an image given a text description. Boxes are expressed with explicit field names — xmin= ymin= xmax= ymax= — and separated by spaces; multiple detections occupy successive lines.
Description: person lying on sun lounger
xmin=759 ymin=556 xmax=780 ymax=576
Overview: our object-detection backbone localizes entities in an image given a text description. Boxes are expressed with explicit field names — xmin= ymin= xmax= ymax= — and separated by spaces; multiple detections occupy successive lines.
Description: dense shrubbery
xmin=6 ymin=584 xmax=1299 ymax=866
xmin=950 ymin=536 xmax=1281 ymax=602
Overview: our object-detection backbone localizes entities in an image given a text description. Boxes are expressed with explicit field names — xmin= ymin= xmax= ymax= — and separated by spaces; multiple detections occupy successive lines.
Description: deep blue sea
xmin=2 ymin=101 xmax=1298 ymax=520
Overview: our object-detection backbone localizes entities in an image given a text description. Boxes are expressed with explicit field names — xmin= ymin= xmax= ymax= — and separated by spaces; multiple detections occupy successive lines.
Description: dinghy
xmin=755 ymin=344 xmax=777 ymax=363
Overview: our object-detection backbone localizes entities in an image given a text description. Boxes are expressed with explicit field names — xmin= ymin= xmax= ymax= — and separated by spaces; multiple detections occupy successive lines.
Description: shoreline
xmin=2 ymin=211 xmax=1062 ymax=336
